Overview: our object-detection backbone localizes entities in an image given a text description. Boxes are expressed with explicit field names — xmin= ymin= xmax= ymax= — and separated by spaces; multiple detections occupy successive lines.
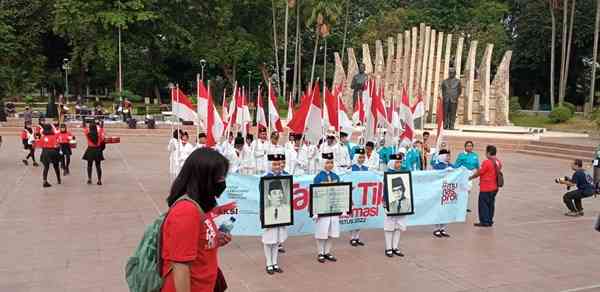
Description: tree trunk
xmin=282 ymin=1 xmax=289 ymax=99
xmin=590 ymin=0 xmax=600 ymax=116
xmin=550 ymin=6 xmax=556 ymax=110
xmin=559 ymin=0 xmax=568 ymax=104
xmin=272 ymin=0 xmax=281 ymax=94
xmin=562 ymin=0 xmax=576 ymax=103
xmin=341 ymin=0 xmax=350 ymax=65
xmin=310 ymin=29 xmax=320 ymax=89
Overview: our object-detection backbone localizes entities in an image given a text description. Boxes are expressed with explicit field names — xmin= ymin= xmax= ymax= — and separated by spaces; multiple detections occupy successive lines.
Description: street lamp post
xmin=118 ymin=26 xmax=123 ymax=100
xmin=62 ymin=58 xmax=71 ymax=101
xmin=200 ymin=59 xmax=207 ymax=81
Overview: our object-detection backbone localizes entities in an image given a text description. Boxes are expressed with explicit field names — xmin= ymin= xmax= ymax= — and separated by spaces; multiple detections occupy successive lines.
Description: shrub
xmin=111 ymin=90 xmax=143 ymax=103
xmin=560 ymin=102 xmax=576 ymax=115
xmin=509 ymin=96 xmax=521 ymax=113
xmin=591 ymin=108 xmax=600 ymax=129
xmin=548 ymin=105 xmax=573 ymax=123
xmin=23 ymin=95 xmax=34 ymax=105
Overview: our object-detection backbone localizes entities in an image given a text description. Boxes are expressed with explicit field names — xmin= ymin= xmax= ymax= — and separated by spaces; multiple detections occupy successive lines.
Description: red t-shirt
xmin=479 ymin=158 xmax=501 ymax=192
xmin=161 ymin=200 xmax=219 ymax=292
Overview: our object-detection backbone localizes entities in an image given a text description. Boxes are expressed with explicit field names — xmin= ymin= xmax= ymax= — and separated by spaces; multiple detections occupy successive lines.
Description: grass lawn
xmin=510 ymin=113 xmax=599 ymax=136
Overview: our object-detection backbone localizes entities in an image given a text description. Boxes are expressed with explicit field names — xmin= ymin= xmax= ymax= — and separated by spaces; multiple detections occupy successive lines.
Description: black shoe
xmin=433 ymin=230 xmax=443 ymax=238
xmin=278 ymin=245 xmax=286 ymax=253
xmin=97 ymin=181 xmax=102 ymax=186
xmin=87 ymin=180 xmax=92 ymax=185
xmin=466 ymin=209 xmax=472 ymax=213
xmin=33 ymin=162 xmax=39 ymax=167
xmin=57 ymin=179 xmax=62 ymax=185
xmin=317 ymin=254 xmax=326 ymax=263
xmin=385 ymin=250 xmax=394 ymax=257
xmin=324 ymin=253 xmax=337 ymax=262
xmin=350 ymin=239 xmax=358 ymax=247
xmin=64 ymin=170 xmax=69 ymax=176
xmin=43 ymin=182 xmax=51 ymax=188
xmin=440 ymin=230 xmax=450 ymax=238
xmin=273 ymin=265 xmax=283 ymax=273
xmin=578 ymin=211 xmax=584 ymax=216
xmin=266 ymin=266 xmax=275 ymax=275
xmin=22 ymin=160 xmax=28 ymax=166
xmin=473 ymin=223 xmax=491 ymax=227
xmin=392 ymin=249 xmax=405 ymax=257
xmin=356 ymin=239 xmax=365 ymax=246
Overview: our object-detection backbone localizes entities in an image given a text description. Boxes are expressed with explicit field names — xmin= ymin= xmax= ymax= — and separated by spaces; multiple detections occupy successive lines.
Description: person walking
xmin=161 ymin=148 xmax=236 ymax=292
xmin=39 ymin=124 xmax=61 ymax=187
xmin=82 ymin=120 xmax=105 ymax=185
xmin=21 ymin=121 xmax=38 ymax=166
xmin=470 ymin=145 xmax=501 ymax=227
xmin=57 ymin=124 xmax=74 ymax=175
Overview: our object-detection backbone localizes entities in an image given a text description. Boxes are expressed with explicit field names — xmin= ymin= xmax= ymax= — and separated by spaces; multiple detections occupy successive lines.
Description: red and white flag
xmin=197 ymin=78 xmax=224 ymax=147
xmin=364 ymin=80 xmax=389 ymax=142
xmin=411 ymin=91 xmax=425 ymax=119
xmin=287 ymin=83 xmax=323 ymax=144
xmin=352 ymin=94 xmax=365 ymax=124
xmin=325 ymin=83 xmax=353 ymax=133
xmin=172 ymin=86 xmax=198 ymax=123
xmin=399 ymin=86 xmax=414 ymax=144
xmin=256 ymin=85 xmax=267 ymax=131
xmin=240 ymin=88 xmax=252 ymax=136
xmin=268 ymin=82 xmax=284 ymax=132
xmin=221 ymin=88 xmax=229 ymax=125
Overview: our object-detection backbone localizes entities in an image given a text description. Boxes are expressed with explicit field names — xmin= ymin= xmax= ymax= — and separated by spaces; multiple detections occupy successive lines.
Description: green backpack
xmin=125 ymin=195 xmax=202 ymax=292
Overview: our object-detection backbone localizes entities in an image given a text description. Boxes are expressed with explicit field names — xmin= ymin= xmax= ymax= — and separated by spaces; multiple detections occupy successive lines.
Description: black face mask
xmin=214 ymin=181 xmax=227 ymax=198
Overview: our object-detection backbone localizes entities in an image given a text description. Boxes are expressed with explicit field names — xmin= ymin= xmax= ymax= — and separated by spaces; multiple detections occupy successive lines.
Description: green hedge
xmin=560 ymin=102 xmax=576 ymax=115
xmin=548 ymin=105 xmax=573 ymax=123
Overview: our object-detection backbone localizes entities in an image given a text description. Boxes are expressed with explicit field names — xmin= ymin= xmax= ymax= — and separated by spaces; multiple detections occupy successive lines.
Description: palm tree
xmin=307 ymin=0 xmax=342 ymax=88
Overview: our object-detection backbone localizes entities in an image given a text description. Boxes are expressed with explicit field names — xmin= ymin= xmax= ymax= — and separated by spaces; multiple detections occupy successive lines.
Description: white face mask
xmin=438 ymin=154 xmax=449 ymax=163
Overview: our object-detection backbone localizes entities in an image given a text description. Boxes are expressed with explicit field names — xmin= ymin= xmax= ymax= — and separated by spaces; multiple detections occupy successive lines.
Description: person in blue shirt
xmin=378 ymin=139 xmax=400 ymax=166
xmin=403 ymin=140 xmax=423 ymax=171
xmin=349 ymin=147 xmax=367 ymax=247
xmin=432 ymin=149 xmax=454 ymax=238
xmin=262 ymin=153 xmax=290 ymax=274
xmin=383 ymin=153 xmax=409 ymax=257
xmin=313 ymin=152 xmax=341 ymax=263
xmin=454 ymin=140 xmax=480 ymax=213
xmin=560 ymin=159 xmax=595 ymax=216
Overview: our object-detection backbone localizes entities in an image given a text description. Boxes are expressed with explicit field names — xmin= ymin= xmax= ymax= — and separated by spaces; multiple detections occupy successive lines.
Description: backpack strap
xmin=157 ymin=195 xmax=206 ymax=278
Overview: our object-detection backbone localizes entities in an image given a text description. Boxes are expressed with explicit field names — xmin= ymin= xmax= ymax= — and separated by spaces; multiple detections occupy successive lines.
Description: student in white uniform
xmin=227 ymin=135 xmax=253 ymax=174
xmin=284 ymin=132 xmax=296 ymax=153
xmin=177 ymin=132 xmax=195 ymax=173
xmin=364 ymin=141 xmax=380 ymax=170
xmin=313 ymin=152 xmax=341 ymax=263
xmin=349 ymin=147 xmax=368 ymax=247
xmin=251 ymin=128 xmax=269 ymax=174
xmin=218 ymin=132 xmax=235 ymax=154
xmin=267 ymin=132 xmax=285 ymax=155
xmin=285 ymin=133 xmax=306 ymax=175
xmin=384 ymin=153 xmax=408 ymax=257
xmin=262 ymin=154 xmax=289 ymax=275
xmin=167 ymin=129 xmax=183 ymax=178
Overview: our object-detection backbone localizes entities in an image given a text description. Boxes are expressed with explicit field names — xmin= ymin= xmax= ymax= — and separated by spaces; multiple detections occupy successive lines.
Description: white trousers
xmin=384 ymin=230 xmax=402 ymax=250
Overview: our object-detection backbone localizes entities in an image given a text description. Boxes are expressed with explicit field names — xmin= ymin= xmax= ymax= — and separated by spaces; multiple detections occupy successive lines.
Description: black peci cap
xmin=267 ymin=154 xmax=286 ymax=161
xmin=439 ymin=149 xmax=450 ymax=155
xmin=354 ymin=147 xmax=366 ymax=155
xmin=389 ymin=153 xmax=404 ymax=160
xmin=322 ymin=152 xmax=334 ymax=160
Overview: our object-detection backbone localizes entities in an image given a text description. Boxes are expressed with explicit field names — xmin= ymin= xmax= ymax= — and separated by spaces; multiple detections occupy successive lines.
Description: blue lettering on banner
xmin=217 ymin=168 xmax=471 ymax=236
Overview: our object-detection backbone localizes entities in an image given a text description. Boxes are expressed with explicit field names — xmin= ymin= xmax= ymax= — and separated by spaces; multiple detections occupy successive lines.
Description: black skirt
xmin=22 ymin=139 xmax=32 ymax=150
xmin=41 ymin=149 xmax=60 ymax=164
xmin=59 ymin=143 xmax=72 ymax=156
xmin=82 ymin=146 xmax=104 ymax=162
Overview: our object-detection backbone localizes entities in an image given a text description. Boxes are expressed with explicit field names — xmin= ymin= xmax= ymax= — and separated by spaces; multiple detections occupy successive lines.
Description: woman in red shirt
xmin=469 ymin=145 xmax=502 ymax=227
xmin=39 ymin=124 xmax=61 ymax=188
xmin=82 ymin=120 xmax=105 ymax=185
xmin=57 ymin=124 xmax=74 ymax=175
xmin=161 ymin=148 xmax=236 ymax=292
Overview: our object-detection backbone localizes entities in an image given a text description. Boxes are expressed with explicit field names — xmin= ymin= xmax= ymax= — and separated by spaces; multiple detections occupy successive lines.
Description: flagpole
xmin=197 ymin=74 xmax=201 ymax=142
xmin=170 ymin=85 xmax=175 ymax=183
xmin=176 ymin=83 xmax=181 ymax=135
xmin=225 ymin=81 xmax=237 ymax=143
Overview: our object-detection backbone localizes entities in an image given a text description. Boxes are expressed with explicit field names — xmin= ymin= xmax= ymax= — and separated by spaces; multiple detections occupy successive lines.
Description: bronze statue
xmin=351 ymin=63 xmax=368 ymax=107
xmin=441 ymin=68 xmax=462 ymax=130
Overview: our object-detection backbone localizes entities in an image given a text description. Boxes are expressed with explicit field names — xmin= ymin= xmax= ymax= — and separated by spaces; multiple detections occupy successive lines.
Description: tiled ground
xmin=0 ymin=133 xmax=599 ymax=292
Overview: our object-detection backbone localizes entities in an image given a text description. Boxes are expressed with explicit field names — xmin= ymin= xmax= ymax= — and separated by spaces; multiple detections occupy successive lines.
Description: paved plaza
xmin=0 ymin=131 xmax=599 ymax=292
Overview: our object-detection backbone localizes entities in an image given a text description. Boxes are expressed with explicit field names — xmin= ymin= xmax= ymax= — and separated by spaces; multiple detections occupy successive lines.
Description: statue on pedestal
xmin=441 ymin=68 xmax=462 ymax=130
xmin=351 ymin=63 xmax=368 ymax=108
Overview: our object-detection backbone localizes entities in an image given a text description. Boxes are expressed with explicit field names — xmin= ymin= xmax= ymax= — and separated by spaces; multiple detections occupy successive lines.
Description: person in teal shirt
xmin=454 ymin=140 xmax=480 ymax=170
xmin=403 ymin=141 xmax=423 ymax=171
xmin=378 ymin=141 xmax=400 ymax=165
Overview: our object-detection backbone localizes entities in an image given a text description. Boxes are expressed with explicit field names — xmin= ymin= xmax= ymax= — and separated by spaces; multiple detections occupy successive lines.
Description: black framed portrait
xmin=259 ymin=175 xmax=294 ymax=229
xmin=383 ymin=171 xmax=415 ymax=216
xmin=309 ymin=182 xmax=352 ymax=217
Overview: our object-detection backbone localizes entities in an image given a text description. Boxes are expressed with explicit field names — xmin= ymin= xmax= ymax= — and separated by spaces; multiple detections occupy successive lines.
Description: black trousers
xmin=563 ymin=189 xmax=593 ymax=212
xmin=43 ymin=160 xmax=60 ymax=183
xmin=87 ymin=160 xmax=102 ymax=182
xmin=61 ymin=154 xmax=71 ymax=171
xmin=26 ymin=147 xmax=36 ymax=162
xmin=478 ymin=191 xmax=497 ymax=226
xmin=443 ymin=101 xmax=458 ymax=129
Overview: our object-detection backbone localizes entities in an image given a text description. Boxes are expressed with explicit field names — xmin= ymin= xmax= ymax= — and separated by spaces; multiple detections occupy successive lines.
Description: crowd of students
xmin=20 ymin=118 xmax=107 ymax=187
